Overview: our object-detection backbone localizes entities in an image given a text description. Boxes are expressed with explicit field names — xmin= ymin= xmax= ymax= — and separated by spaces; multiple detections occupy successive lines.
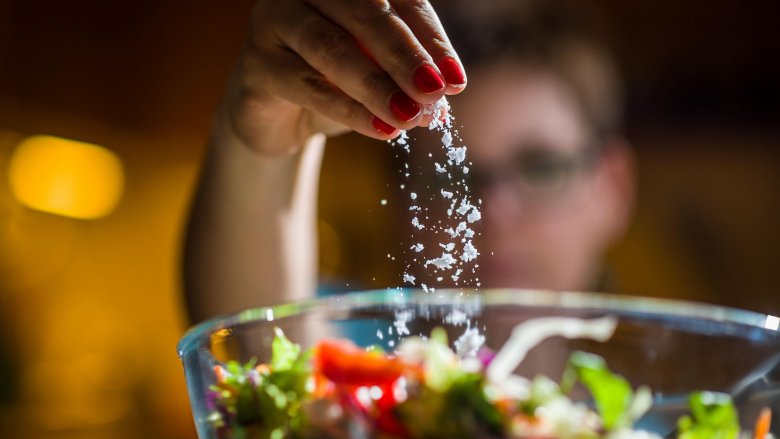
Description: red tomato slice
xmin=314 ymin=340 xmax=406 ymax=386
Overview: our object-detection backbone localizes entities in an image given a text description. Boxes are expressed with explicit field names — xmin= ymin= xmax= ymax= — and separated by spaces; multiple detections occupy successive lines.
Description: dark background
xmin=1 ymin=0 xmax=779 ymax=437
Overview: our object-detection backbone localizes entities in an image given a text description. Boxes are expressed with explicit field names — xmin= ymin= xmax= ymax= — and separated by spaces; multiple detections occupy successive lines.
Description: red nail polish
xmin=414 ymin=65 xmax=445 ymax=94
xmin=437 ymin=57 xmax=466 ymax=85
xmin=389 ymin=92 xmax=421 ymax=122
xmin=372 ymin=117 xmax=396 ymax=135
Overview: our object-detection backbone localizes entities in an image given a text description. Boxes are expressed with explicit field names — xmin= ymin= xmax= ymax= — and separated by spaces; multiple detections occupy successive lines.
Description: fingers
xmin=389 ymin=0 xmax=467 ymax=94
xmin=304 ymin=0 xmax=452 ymax=105
xmin=275 ymin=2 xmax=434 ymax=133
xmin=250 ymin=45 xmax=401 ymax=140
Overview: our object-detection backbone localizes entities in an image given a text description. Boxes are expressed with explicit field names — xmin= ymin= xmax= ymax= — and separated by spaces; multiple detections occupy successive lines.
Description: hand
xmin=218 ymin=0 xmax=467 ymax=155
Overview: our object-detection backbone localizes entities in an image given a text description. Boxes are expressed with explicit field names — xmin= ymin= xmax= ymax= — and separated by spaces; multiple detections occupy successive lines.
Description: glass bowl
xmin=177 ymin=289 xmax=780 ymax=438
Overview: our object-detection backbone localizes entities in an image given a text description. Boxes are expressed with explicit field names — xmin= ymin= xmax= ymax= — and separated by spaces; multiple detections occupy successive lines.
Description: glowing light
xmin=8 ymin=135 xmax=124 ymax=219
xmin=765 ymin=315 xmax=780 ymax=331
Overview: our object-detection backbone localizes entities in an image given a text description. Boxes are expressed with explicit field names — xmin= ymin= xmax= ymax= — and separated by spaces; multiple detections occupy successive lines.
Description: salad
xmin=205 ymin=317 xmax=774 ymax=439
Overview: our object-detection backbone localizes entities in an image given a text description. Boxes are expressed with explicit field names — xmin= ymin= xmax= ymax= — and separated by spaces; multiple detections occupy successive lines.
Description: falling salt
xmin=380 ymin=199 xmax=387 ymax=206
xmin=452 ymin=268 xmax=463 ymax=282
xmin=425 ymin=252 xmax=457 ymax=270
xmin=403 ymin=273 xmax=416 ymax=285
xmin=461 ymin=241 xmax=478 ymax=262
xmin=441 ymin=131 xmax=453 ymax=147
xmin=454 ymin=327 xmax=485 ymax=358
xmin=411 ymin=217 xmax=424 ymax=230
xmin=435 ymin=162 xmax=447 ymax=173
xmin=411 ymin=243 xmax=424 ymax=252
xmin=447 ymin=147 xmax=467 ymax=165
xmin=441 ymin=189 xmax=453 ymax=199
xmin=440 ymin=242 xmax=455 ymax=252
xmin=467 ymin=208 xmax=481 ymax=223
xmin=456 ymin=199 xmax=471 ymax=216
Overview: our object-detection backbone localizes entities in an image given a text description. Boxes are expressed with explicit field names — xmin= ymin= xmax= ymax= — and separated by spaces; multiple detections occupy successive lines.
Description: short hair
xmin=434 ymin=0 xmax=624 ymax=137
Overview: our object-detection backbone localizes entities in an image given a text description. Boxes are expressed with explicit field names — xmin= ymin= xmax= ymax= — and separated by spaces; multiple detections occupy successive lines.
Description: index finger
xmin=390 ymin=0 xmax=467 ymax=94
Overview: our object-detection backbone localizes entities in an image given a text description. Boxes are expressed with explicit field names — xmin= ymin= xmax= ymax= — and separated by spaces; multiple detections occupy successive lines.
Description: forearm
xmin=183 ymin=115 xmax=326 ymax=323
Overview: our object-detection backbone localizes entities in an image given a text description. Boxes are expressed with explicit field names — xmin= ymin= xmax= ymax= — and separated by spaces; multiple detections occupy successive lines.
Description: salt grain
xmin=461 ymin=241 xmax=478 ymax=262
xmin=447 ymin=147 xmax=467 ymax=165
xmin=425 ymin=252 xmax=457 ymax=270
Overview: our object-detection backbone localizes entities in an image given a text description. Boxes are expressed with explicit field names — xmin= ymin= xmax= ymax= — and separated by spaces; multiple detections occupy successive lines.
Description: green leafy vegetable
xmin=270 ymin=327 xmax=301 ymax=371
xmin=564 ymin=351 xmax=633 ymax=430
xmin=677 ymin=391 xmax=740 ymax=439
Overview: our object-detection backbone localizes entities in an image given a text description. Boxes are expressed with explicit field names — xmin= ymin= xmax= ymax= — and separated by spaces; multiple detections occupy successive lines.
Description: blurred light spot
xmin=8 ymin=135 xmax=124 ymax=219
xmin=210 ymin=329 xmax=235 ymax=363
xmin=765 ymin=315 xmax=780 ymax=331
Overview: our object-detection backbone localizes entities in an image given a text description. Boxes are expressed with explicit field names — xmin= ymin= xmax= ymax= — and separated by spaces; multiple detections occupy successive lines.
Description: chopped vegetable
xmin=203 ymin=322 xmax=772 ymax=439
xmin=677 ymin=392 xmax=740 ymax=439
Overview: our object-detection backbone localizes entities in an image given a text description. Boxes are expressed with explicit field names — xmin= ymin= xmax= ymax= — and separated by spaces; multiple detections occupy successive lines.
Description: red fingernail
xmin=389 ymin=92 xmax=421 ymax=122
xmin=437 ymin=57 xmax=466 ymax=85
xmin=372 ymin=117 xmax=396 ymax=135
xmin=414 ymin=65 xmax=445 ymax=94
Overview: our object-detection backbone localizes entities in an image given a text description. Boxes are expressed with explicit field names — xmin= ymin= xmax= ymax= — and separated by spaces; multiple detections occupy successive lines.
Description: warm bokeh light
xmin=8 ymin=135 xmax=124 ymax=220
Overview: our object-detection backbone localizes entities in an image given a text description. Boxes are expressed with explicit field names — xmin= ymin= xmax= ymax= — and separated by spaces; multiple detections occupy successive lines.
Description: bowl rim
xmin=177 ymin=288 xmax=780 ymax=358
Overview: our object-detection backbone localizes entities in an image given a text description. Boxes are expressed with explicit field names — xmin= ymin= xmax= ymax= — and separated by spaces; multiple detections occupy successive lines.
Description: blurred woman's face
xmin=412 ymin=64 xmax=633 ymax=291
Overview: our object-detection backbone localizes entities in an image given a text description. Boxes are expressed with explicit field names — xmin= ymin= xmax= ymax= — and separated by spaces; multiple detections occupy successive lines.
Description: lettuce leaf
xmin=677 ymin=391 xmax=739 ymax=439
xmin=564 ymin=351 xmax=633 ymax=430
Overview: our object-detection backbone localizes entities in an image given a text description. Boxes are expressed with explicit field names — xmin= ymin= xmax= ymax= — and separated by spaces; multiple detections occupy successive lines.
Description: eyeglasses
xmin=408 ymin=141 xmax=602 ymax=205
xmin=467 ymin=143 xmax=601 ymax=202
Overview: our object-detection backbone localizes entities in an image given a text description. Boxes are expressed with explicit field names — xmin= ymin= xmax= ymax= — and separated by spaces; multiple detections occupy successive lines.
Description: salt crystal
xmin=464 ymin=228 xmax=475 ymax=239
xmin=397 ymin=130 xmax=409 ymax=146
xmin=421 ymin=283 xmax=429 ymax=293
xmin=441 ymin=189 xmax=453 ymax=199
xmin=441 ymin=131 xmax=453 ymax=147
xmin=411 ymin=243 xmax=424 ymax=252
xmin=435 ymin=162 xmax=447 ymax=173
xmin=403 ymin=273 xmax=416 ymax=285
xmin=461 ymin=241 xmax=478 ymax=262
xmin=463 ymin=166 xmax=470 ymax=174
xmin=380 ymin=199 xmax=388 ymax=206
xmin=410 ymin=192 xmax=417 ymax=200
xmin=425 ymin=252 xmax=457 ymax=270
xmin=445 ymin=309 xmax=469 ymax=325
xmin=456 ymin=199 xmax=471 ymax=215
xmin=376 ymin=330 xmax=384 ymax=340
xmin=440 ymin=242 xmax=455 ymax=252
xmin=409 ymin=205 xmax=420 ymax=211
xmin=455 ymin=327 xmax=485 ymax=358
xmin=467 ymin=207 xmax=481 ymax=223
xmin=452 ymin=268 xmax=463 ymax=282
xmin=411 ymin=217 xmax=424 ymax=230
xmin=447 ymin=147 xmax=466 ymax=165
xmin=393 ymin=310 xmax=412 ymax=335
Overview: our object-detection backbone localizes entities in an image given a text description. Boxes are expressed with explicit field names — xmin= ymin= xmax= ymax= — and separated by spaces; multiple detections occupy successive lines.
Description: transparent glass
xmin=178 ymin=289 xmax=780 ymax=438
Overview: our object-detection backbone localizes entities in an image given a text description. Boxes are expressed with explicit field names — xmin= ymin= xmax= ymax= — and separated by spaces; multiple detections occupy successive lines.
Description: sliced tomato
xmin=314 ymin=340 xmax=407 ymax=386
